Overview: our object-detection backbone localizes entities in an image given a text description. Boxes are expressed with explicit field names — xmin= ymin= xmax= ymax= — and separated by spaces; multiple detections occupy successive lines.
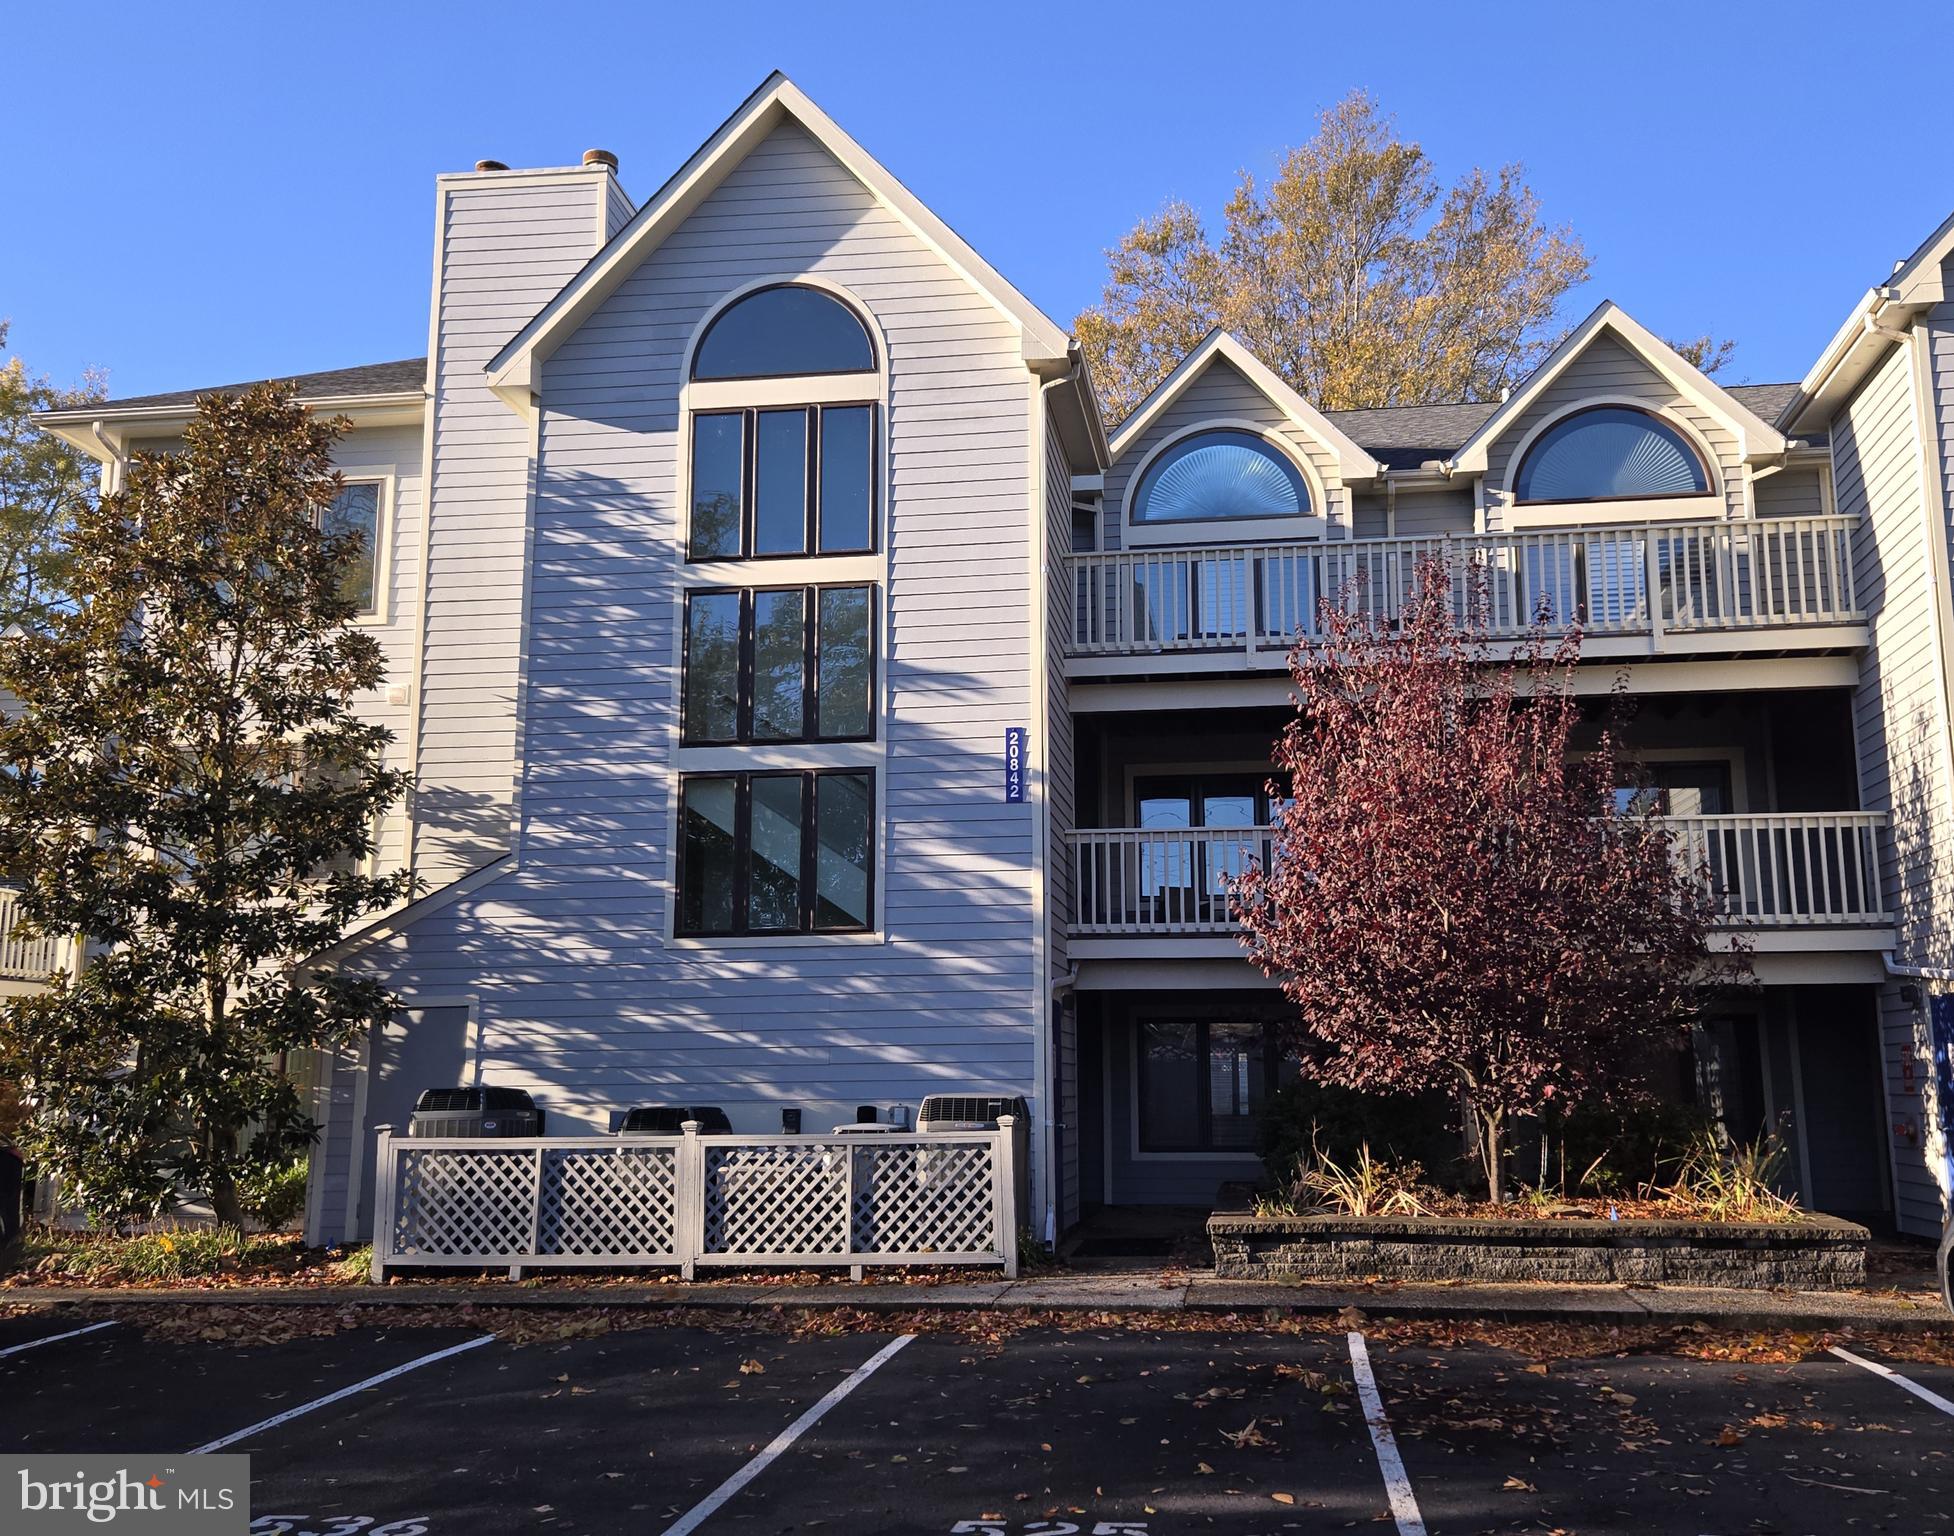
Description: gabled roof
xmin=1781 ymin=206 xmax=1954 ymax=434
xmin=486 ymin=72 xmax=1075 ymax=412
xmin=1108 ymin=331 xmax=1382 ymax=483
xmin=1447 ymin=301 xmax=1786 ymax=475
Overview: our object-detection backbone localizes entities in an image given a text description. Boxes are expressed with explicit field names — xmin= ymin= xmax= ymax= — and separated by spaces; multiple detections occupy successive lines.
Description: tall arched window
xmin=686 ymin=285 xmax=878 ymax=561
xmin=1132 ymin=430 xmax=1310 ymax=525
xmin=678 ymin=282 xmax=882 ymax=940
xmin=1513 ymin=406 xmax=1710 ymax=504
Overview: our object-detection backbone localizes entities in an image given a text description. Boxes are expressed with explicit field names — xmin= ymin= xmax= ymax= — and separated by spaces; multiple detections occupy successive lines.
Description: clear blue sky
xmin=6 ymin=0 xmax=1950 ymax=401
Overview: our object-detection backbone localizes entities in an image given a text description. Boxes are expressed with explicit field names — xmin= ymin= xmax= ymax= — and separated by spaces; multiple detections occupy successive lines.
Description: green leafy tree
xmin=1076 ymin=91 xmax=1591 ymax=424
xmin=0 ymin=320 xmax=104 ymax=628
xmin=0 ymin=384 xmax=414 ymax=1226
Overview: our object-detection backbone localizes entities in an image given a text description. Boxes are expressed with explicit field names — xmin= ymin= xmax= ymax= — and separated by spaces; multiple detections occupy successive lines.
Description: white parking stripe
xmin=1828 ymin=1344 xmax=1954 ymax=1417
xmin=0 ymin=1320 xmax=115 ymax=1358
xmin=1347 ymin=1331 xmax=1428 ymax=1536
xmin=187 ymin=1334 xmax=496 ymax=1454
xmin=658 ymin=1334 xmax=915 ymax=1536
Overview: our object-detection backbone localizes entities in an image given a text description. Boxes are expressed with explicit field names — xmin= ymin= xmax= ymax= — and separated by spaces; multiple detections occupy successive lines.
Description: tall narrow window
xmin=817 ymin=405 xmax=874 ymax=553
xmin=322 ymin=482 xmax=382 ymax=614
xmin=815 ymin=587 xmax=873 ymax=738
xmin=679 ymin=777 xmax=739 ymax=935
xmin=689 ymin=413 xmax=745 ymax=560
xmin=751 ymin=589 xmax=808 ymax=741
xmin=675 ymin=769 xmax=875 ymax=936
xmin=682 ymin=591 xmax=742 ymax=744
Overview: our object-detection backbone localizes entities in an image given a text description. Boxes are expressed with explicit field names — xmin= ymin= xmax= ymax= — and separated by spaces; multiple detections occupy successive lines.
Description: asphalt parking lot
xmin=3 ymin=1308 xmax=1951 ymax=1535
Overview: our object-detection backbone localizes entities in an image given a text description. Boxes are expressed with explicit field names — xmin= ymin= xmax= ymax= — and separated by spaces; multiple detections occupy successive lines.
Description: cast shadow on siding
xmin=350 ymin=461 xmax=1043 ymax=1129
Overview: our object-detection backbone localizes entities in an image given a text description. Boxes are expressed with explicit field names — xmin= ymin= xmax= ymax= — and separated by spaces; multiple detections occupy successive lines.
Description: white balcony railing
xmin=1066 ymin=811 xmax=1890 ymax=936
xmin=1062 ymin=514 xmax=1860 ymax=657
xmin=0 ymin=887 xmax=67 ymax=981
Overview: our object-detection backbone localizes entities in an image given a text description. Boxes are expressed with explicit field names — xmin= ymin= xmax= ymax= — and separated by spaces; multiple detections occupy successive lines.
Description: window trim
xmin=1121 ymin=419 xmax=1328 ymax=549
xmin=674 ymin=767 xmax=877 ymax=939
xmin=1508 ymin=401 xmax=1716 ymax=508
xmin=680 ymin=582 xmax=878 ymax=747
xmin=689 ymin=281 xmax=879 ymax=384
xmin=686 ymin=402 xmax=880 ymax=562
xmin=1133 ymin=1014 xmax=1280 ymax=1155
xmin=319 ymin=472 xmax=393 ymax=623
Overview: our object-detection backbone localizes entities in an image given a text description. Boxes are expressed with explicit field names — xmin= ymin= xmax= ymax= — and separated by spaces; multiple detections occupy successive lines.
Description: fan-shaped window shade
xmin=1514 ymin=406 xmax=1710 ymax=504
xmin=1133 ymin=431 xmax=1309 ymax=524
xmin=692 ymin=285 xmax=875 ymax=381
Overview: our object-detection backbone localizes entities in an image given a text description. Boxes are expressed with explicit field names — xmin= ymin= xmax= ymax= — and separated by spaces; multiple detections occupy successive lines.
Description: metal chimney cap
xmin=583 ymin=148 xmax=619 ymax=171
xmin=474 ymin=159 xmax=509 ymax=172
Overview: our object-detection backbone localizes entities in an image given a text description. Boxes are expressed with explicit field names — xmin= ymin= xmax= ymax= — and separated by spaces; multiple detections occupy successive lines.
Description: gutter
xmin=1884 ymin=952 xmax=1954 ymax=985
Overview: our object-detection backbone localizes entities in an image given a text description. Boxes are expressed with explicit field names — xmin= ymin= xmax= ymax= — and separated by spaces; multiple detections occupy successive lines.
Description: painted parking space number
xmin=951 ymin=1523 xmax=1148 ymax=1534
xmin=251 ymin=1519 xmax=428 ymax=1535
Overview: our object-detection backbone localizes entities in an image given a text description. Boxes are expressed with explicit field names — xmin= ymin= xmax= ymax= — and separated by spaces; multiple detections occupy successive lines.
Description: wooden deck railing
xmin=1065 ymin=811 xmax=1890 ymax=935
xmin=1061 ymin=514 xmax=1860 ymax=657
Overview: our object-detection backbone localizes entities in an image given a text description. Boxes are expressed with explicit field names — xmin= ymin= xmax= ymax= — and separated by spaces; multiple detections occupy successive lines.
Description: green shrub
xmin=17 ymin=1222 xmax=290 ymax=1284
xmin=237 ymin=1156 xmax=310 ymax=1230
xmin=1557 ymin=1098 xmax=1714 ymax=1194
xmin=1256 ymin=1078 xmax=1458 ymax=1189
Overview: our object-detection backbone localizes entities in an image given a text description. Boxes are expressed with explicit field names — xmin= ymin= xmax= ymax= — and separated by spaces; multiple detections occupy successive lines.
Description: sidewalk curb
xmin=6 ymin=1281 xmax=1949 ymax=1334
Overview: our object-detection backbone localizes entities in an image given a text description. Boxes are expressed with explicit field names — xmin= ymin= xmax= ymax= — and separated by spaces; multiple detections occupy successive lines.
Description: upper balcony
xmin=1061 ymin=514 xmax=1864 ymax=675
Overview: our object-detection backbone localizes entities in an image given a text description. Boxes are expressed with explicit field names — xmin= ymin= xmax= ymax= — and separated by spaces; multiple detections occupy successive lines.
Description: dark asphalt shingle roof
xmin=85 ymin=357 xmax=1812 ymax=456
xmin=91 ymin=358 xmax=426 ymax=412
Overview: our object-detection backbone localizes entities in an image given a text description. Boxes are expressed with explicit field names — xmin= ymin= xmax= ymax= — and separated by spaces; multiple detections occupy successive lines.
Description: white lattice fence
xmin=371 ymin=1120 xmax=1019 ymax=1280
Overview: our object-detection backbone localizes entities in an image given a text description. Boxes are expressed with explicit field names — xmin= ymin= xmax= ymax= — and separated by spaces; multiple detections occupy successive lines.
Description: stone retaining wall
xmin=1207 ymin=1212 xmax=1869 ymax=1290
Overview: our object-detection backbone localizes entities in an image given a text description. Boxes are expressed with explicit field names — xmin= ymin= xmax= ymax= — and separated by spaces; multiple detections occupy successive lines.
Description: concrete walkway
xmin=4 ymin=1269 xmax=1949 ymax=1332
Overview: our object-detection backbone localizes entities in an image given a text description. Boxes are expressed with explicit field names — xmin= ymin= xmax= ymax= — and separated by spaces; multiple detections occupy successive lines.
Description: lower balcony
xmin=1064 ymin=812 xmax=1892 ymax=938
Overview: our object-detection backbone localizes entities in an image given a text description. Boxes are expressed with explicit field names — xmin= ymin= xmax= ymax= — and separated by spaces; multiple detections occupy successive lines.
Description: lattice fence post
xmin=511 ymin=1142 xmax=544 ymax=1281
xmin=676 ymin=1119 xmax=705 ymax=1280
xmin=845 ymin=1140 xmax=864 ymax=1282
xmin=369 ymin=1125 xmax=396 ymax=1282
xmin=994 ymin=1116 xmax=1019 ymax=1279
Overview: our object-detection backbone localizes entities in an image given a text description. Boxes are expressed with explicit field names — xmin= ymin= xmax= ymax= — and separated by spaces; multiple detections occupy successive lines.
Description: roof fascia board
xmin=486 ymin=74 xmax=1071 ymax=405
xmin=1106 ymin=331 xmax=1382 ymax=482
xmin=36 ymin=392 xmax=427 ymax=461
xmin=1450 ymin=302 xmax=1786 ymax=473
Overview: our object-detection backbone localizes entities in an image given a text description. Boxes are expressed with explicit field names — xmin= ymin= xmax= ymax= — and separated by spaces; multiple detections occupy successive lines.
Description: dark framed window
xmin=1513 ymin=405 xmax=1711 ymax=504
xmin=692 ymin=284 xmax=876 ymax=381
xmin=682 ymin=584 xmax=876 ymax=745
xmin=1138 ymin=1018 xmax=1276 ymax=1152
xmin=689 ymin=404 xmax=878 ymax=560
xmin=677 ymin=769 xmax=875 ymax=936
xmin=320 ymin=481 xmax=382 ymax=615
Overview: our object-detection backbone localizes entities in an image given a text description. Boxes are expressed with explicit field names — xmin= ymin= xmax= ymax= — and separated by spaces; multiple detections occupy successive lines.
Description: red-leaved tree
xmin=1231 ymin=558 xmax=1746 ymax=1202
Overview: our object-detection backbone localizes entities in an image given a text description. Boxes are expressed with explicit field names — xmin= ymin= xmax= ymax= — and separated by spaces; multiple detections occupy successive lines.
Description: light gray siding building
xmin=37 ymin=76 xmax=1954 ymax=1247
